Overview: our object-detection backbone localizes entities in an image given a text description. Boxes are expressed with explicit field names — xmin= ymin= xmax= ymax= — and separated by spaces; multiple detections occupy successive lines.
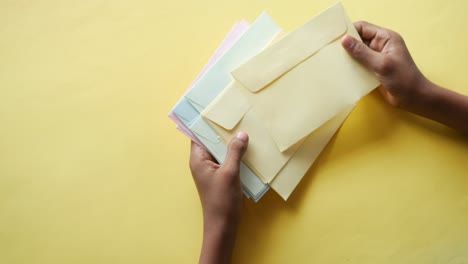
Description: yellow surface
xmin=1 ymin=0 xmax=467 ymax=263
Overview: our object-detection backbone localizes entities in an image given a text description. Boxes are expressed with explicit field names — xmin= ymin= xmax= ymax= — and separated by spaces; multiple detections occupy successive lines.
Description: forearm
xmin=403 ymin=79 xmax=468 ymax=134
xmin=199 ymin=217 xmax=239 ymax=264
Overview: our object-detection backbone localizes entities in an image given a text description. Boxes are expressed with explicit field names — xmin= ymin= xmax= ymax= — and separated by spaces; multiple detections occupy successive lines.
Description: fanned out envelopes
xmin=169 ymin=2 xmax=379 ymax=201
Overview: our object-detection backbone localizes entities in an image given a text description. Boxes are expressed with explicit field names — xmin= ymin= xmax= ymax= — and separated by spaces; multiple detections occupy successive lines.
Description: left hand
xmin=189 ymin=132 xmax=249 ymax=228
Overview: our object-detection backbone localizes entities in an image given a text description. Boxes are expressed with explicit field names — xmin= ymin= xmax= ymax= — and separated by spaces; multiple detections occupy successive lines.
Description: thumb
xmin=221 ymin=132 xmax=249 ymax=175
xmin=341 ymin=35 xmax=381 ymax=71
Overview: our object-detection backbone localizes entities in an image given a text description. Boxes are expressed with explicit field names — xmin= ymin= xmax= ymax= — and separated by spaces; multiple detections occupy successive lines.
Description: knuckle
xmin=390 ymin=31 xmax=403 ymax=42
xmin=231 ymin=139 xmax=242 ymax=149
xmin=356 ymin=20 xmax=368 ymax=26
xmin=351 ymin=41 xmax=364 ymax=56
xmin=377 ymin=30 xmax=391 ymax=41
xmin=376 ymin=57 xmax=395 ymax=74
xmin=230 ymin=139 xmax=246 ymax=153
xmin=353 ymin=21 xmax=364 ymax=32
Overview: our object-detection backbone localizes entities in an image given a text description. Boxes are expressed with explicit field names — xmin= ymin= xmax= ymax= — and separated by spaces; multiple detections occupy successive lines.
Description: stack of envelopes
xmin=169 ymin=2 xmax=379 ymax=202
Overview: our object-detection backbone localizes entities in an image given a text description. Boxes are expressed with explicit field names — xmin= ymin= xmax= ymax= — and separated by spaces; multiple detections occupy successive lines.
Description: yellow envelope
xmin=204 ymin=86 xmax=353 ymax=198
xmin=232 ymin=2 xmax=380 ymax=152
xmin=203 ymin=81 xmax=303 ymax=183
xmin=202 ymin=31 xmax=300 ymax=184
xmin=202 ymin=2 xmax=379 ymax=199
xmin=269 ymin=106 xmax=353 ymax=200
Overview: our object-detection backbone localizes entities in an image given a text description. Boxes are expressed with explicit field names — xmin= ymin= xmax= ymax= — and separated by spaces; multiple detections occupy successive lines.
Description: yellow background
xmin=1 ymin=0 xmax=468 ymax=263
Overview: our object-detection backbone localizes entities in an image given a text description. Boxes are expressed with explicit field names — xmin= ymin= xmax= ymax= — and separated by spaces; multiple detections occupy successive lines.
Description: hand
xmin=341 ymin=21 xmax=427 ymax=108
xmin=189 ymin=132 xmax=249 ymax=264
xmin=190 ymin=131 xmax=248 ymax=226
xmin=342 ymin=21 xmax=468 ymax=134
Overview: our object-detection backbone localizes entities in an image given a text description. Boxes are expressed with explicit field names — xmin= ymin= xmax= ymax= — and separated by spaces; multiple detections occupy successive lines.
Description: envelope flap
xmin=202 ymin=82 xmax=251 ymax=131
xmin=232 ymin=2 xmax=348 ymax=93
xmin=189 ymin=116 xmax=222 ymax=145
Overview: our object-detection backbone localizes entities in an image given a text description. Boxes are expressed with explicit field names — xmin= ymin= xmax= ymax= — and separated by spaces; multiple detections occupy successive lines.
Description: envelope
xmin=190 ymin=116 xmax=269 ymax=199
xmin=269 ymin=106 xmax=353 ymax=200
xmin=171 ymin=13 xmax=282 ymax=200
xmin=184 ymin=12 xmax=282 ymax=113
xmin=203 ymin=84 xmax=354 ymax=198
xmin=169 ymin=21 xmax=265 ymax=199
xmin=201 ymin=2 xmax=378 ymax=199
xmin=202 ymin=81 xmax=304 ymax=183
xmin=169 ymin=21 xmax=249 ymax=147
xmin=231 ymin=2 xmax=380 ymax=152
xmin=169 ymin=111 xmax=204 ymax=147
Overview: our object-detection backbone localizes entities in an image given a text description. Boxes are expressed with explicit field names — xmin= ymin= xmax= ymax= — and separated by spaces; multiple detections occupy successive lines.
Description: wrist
xmin=203 ymin=213 xmax=240 ymax=237
xmin=200 ymin=213 xmax=239 ymax=264
xmin=399 ymin=75 xmax=433 ymax=111
xmin=202 ymin=202 xmax=241 ymax=233
xmin=401 ymin=77 xmax=445 ymax=115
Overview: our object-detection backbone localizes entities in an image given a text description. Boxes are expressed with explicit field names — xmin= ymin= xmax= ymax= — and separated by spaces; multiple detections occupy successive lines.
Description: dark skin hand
xmin=190 ymin=132 xmax=248 ymax=264
xmin=190 ymin=21 xmax=468 ymax=264
xmin=342 ymin=21 xmax=468 ymax=134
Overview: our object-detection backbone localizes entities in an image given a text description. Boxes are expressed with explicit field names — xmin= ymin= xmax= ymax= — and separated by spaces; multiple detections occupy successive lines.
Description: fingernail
xmin=236 ymin=131 xmax=248 ymax=142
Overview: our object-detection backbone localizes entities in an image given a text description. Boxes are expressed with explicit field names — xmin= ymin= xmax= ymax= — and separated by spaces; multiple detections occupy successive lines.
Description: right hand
xmin=341 ymin=21 xmax=428 ymax=108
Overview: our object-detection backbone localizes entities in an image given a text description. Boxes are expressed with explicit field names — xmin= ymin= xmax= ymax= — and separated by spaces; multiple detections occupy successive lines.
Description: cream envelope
xmin=201 ymin=31 xmax=302 ymax=184
xmin=231 ymin=2 xmax=380 ymax=152
xmin=201 ymin=2 xmax=379 ymax=199
xmin=203 ymin=87 xmax=353 ymax=198
xmin=270 ymin=106 xmax=353 ymax=200
xmin=203 ymin=81 xmax=303 ymax=183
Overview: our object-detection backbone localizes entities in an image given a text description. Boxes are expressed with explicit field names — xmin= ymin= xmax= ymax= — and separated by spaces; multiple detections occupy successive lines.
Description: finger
xmin=220 ymin=132 xmax=249 ymax=177
xmin=190 ymin=141 xmax=215 ymax=171
xmin=354 ymin=21 xmax=392 ymax=52
xmin=354 ymin=21 xmax=383 ymax=41
xmin=341 ymin=35 xmax=382 ymax=71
